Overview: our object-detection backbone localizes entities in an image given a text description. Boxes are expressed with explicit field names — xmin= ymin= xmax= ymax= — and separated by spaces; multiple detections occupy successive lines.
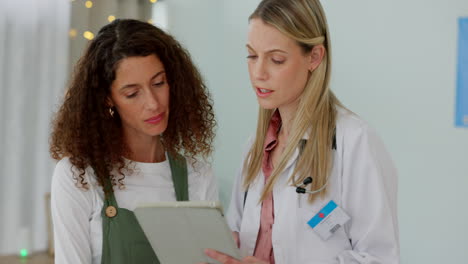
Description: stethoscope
xmin=293 ymin=132 xmax=336 ymax=195
xmin=243 ymin=132 xmax=337 ymax=206
xmin=295 ymin=176 xmax=329 ymax=194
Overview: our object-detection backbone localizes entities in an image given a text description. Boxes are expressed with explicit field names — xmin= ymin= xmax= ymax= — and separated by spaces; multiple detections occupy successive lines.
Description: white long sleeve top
xmin=51 ymin=156 xmax=218 ymax=264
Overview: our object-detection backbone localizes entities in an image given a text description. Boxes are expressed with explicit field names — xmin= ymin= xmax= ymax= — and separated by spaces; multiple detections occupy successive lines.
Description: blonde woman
xmin=204 ymin=0 xmax=399 ymax=263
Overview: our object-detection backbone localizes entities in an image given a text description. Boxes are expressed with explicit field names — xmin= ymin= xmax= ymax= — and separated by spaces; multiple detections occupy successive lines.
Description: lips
xmin=256 ymin=87 xmax=274 ymax=98
xmin=145 ymin=112 xmax=165 ymax=124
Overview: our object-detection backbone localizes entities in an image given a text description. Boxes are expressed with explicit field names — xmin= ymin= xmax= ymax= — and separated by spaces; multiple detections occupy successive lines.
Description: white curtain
xmin=0 ymin=0 xmax=70 ymax=255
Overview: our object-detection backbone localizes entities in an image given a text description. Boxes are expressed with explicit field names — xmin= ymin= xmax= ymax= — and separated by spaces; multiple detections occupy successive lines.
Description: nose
xmin=144 ymin=89 xmax=159 ymax=111
xmin=251 ymin=58 xmax=268 ymax=81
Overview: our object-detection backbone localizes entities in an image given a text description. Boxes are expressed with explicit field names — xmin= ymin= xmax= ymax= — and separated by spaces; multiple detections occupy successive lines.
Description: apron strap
xmin=100 ymin=154 xmax=188 ymax=264
xmin=103 ymin=178 xmax=118 ymax=207
xmin=168 ymin=153 xmax=189 ymax=201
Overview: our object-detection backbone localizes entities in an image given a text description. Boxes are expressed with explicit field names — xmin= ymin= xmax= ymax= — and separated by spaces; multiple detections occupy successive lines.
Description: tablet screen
xmin=134 ymin=201 xmax=241 ymax=264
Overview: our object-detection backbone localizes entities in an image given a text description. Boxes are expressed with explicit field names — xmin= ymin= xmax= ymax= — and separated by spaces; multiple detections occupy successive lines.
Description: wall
xmin=322 ymin=1 xmax=468 ymax=262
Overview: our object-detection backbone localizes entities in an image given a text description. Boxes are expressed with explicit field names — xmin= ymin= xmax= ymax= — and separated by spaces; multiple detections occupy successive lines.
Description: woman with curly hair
xmin=50 ymin=19 xmax=217 ymax=264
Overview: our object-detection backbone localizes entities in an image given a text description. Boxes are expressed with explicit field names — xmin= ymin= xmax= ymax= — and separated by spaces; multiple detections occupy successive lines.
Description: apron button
xmin=106 ymin=206 xmax=117 ymax=218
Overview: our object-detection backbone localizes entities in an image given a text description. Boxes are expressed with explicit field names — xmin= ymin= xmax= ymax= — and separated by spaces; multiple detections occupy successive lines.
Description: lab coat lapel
xmin=239 ymin=174 xmax=263 ymax=257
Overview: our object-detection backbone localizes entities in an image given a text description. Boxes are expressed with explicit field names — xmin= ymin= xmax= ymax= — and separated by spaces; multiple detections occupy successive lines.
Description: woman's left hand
xmin=197 ymin=248 xmax=269 ymax=264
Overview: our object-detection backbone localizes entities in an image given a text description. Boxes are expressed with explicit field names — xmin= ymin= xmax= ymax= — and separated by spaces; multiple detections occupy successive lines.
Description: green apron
xmin=100 ymin=154 xmax=188 ymax=264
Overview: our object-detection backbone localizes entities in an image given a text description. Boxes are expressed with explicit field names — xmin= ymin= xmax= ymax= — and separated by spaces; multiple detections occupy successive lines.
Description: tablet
xmin=134 ymin=201 xmax=241 ymax=264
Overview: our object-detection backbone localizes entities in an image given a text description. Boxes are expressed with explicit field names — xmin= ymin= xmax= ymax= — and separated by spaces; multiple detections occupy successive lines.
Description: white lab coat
xmin=227 ymin=108 xmax=400 ymax=264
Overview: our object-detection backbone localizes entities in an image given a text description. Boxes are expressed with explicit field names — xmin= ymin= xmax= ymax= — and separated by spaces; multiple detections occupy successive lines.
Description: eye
xmin=153 ymin=80 xmax=166 ymax=87
xmin=246 ymin=55 xmax=258 ymax=60
xmin=126 ymin=92 xmax=138 ymax=99
xmin=272 ymin=59 xmax=285 ymax=65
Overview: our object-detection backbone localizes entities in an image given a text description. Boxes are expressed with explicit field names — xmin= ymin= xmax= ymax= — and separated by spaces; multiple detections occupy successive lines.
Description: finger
xmin=204 ymin=248 xmax=241 ymax=264
xmin=232 ymin=231 xmax=240 ymax=248
xmin=242 ymin=256 xmax=269 ymax=264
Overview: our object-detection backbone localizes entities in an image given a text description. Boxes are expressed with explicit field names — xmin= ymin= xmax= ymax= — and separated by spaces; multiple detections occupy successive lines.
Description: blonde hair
xmin=244 ymin=0 xmax=342 ymax=203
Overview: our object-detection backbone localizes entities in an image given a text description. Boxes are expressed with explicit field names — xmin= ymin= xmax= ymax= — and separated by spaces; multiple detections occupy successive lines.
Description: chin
xmin=258 ymin=100 xmax=278 ymax=110
xmin=148 ymin=131 xmax=164 ymax=137
xmin=146 ymin=125 xmax=168 ymax=137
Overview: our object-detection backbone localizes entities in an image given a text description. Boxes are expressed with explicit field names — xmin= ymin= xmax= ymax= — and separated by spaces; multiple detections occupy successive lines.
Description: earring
xmin=109 ymin=107 xmax=115 ymax=117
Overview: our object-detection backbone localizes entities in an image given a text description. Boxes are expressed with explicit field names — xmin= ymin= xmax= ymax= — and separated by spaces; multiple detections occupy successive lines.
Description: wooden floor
xmin=0 ymin=252 xmax=53 ymax=264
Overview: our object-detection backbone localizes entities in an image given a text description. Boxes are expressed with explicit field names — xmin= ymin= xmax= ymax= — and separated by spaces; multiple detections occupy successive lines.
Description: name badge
xmin=307 ymin=200 xmax=350 ymax=241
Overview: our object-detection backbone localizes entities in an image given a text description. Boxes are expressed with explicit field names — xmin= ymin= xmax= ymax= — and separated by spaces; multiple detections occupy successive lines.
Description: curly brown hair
xmin=50 ymin=19 xmax=216 ymax=192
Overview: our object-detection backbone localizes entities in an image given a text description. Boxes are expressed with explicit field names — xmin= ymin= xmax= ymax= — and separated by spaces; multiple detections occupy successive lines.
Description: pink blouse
xmin=253 ymin=110 xmax=281 ymax=264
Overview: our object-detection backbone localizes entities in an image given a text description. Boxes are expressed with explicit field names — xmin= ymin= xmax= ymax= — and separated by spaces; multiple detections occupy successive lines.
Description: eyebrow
xmin=119 ymin=71 xmax=165 ymax=91
xmin=246 ymin=44 xmax=288 ymax=54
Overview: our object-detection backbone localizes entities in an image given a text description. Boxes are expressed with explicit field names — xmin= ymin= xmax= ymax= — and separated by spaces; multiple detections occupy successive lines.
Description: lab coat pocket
xmin=295 ymin=199 xmax=352 ymax=263
xmin=295 ymin=199 xmax=326 ymax=261
xmin=296 ymin=197 xmax=326 ymax=239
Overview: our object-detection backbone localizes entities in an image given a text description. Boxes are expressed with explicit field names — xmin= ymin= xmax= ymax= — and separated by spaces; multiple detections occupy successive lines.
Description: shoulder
xmin=185 ymin=157 xmax=216 ymax=188
xmin=336 ymin=107 xmax=370 ymax=136
xmin=54 ymin=157 xmax=74 ymax=173
xmin=52 ymin=157 xmax=97 ymax=191
xmin=185 ymin=157 xmax=218 ymax=200
xmin=335 ymin=107 xmax=381 ymax=149
xmin=335 ymin=107 xmax=396 ymax=175
xmin=52 ymin=157 xmax=76 ymax=185
xmin=186 ymin=157 xmax=212 ymax=176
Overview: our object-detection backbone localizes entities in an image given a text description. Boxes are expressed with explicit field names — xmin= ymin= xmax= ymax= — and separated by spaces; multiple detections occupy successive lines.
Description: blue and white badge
xmin=307 ymin=200 xmax=350 ymax=241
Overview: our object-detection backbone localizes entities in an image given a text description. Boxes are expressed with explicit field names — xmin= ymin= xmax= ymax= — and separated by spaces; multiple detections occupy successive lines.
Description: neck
xmin=277 ymin=101 xmax=299 ymax=140
xmin=124 ymin=134 xmax=166 ymax=163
